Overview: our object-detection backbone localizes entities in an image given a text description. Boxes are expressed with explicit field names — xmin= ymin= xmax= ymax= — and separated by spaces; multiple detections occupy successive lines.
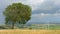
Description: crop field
xmin=0 ymin=29 xmax=60 ymax=34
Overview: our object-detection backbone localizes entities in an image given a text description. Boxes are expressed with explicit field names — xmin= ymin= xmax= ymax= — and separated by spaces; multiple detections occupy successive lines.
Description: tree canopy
xmin=3 ymin=3 xmax=32 ymax=29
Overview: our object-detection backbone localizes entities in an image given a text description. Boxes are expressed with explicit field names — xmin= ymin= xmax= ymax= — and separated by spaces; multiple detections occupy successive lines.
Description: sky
xmin=0 ymin=0 xmax=60 ymax=24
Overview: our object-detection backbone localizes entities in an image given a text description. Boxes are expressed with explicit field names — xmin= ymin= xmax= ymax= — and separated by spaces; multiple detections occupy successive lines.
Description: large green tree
xmin=3 ymin=3 xmax=32 ymax=29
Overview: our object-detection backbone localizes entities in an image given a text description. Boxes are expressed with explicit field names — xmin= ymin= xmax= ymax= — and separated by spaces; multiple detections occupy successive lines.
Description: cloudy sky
xmin=0 ymin=0 xmax=60 ymax=24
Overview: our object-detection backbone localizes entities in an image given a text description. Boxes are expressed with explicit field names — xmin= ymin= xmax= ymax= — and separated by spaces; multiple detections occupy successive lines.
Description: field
xmin=0 ymin=24 xmax=60 ymax=34
xmin=0 ymin=24 xmax=60 ymax=30
xmin=0 ymin=29 xmax=60 ymax=34
xmin=27 ymin=24 xmax=60 ymax=30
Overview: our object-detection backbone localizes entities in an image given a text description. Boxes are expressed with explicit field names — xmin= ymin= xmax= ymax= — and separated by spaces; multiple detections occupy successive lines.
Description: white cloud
xmin=32 ymin=13 xmax=60 ymax=18
xmin=56 ymin=10 xmax=60 ymax=13
xmin=26 ymin=0 xmax=44 ymax=5
xmin=11 ymin=0 xmax=44 ymax=10
xmin=41 ymin=6 xmax=53 ymax=10
xmin=54 ymin=0 xmax=60 ymax=5
xmin=27 ymin=0 xmax=44 ymax=10
xmin=53 ymin=13 xmax=60 ymax=16
xmin=29 ymin=13 xmax=60 ymax=23
xmin=31 ymin=13 xmax=50 ymax=19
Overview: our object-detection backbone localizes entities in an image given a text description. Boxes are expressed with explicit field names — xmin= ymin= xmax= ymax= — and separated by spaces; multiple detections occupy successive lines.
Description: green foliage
xmin=29 ymin=27 xmax=32 ymax=30
xmin=3 ymin=3 xmax=32 ymax=29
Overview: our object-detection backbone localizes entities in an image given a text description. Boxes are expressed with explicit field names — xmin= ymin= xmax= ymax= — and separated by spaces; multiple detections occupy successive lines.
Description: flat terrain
xmin=0 ymin=24 xmax=60 ymax=34
xmin=0 ymin=24 xmax=60 ymax=30
xmin=0 ymin=29 xmax=60 ymax=34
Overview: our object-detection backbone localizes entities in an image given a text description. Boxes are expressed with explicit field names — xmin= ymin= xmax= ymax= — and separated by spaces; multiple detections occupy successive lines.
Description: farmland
xmin=0 ymin=24 xmax=60 ymax=34
xmin=0 ymin=29 xmax=60 ymax=34
xmin=0 ymin=24 xmax=60 ymax=30
xmin=20 ymin=24 xmax=60 ymax=30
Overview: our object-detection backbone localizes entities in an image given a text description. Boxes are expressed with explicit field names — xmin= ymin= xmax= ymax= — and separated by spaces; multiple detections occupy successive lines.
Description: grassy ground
xmin=29 ymin=24 xmax=60 ymax=30
xmin=0 ymin=29 xmax=60 ymax=34
xmin=0 ymin=24 xmax=60 ymax=34
xmin=0 ymin=24 xmax=60 ymax=30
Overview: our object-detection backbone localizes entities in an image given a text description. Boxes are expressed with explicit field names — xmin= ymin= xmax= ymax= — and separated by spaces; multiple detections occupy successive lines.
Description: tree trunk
xmin=11 ymin=22 xmax=14 ymax=29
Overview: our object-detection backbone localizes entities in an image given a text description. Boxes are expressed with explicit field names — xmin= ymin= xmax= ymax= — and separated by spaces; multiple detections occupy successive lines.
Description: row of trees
xmin=3 ymin=3 xmax=32 ymax=29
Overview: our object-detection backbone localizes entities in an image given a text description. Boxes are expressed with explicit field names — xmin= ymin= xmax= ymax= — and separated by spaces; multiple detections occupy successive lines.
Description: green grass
xmin=49 ymin=24 xmax=60 ymax=30
xmin=28 ymin=24 xmax=60 ymax=30
xmin=0 ymin=24 xmax=60 ymax=30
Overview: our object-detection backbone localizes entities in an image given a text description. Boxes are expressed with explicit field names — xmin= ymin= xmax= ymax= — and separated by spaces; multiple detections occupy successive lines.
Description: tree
xmin=3 ymin=3 xmax=32 ymax=29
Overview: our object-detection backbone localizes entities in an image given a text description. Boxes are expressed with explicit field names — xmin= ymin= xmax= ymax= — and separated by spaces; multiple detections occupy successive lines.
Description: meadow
xmin=26 ymin=24 xmax=60 ymax=30
xmin=0 ymin=24 xmax=60 ymax=34
xmin=0 ymin=24 xmax=60 ymax=30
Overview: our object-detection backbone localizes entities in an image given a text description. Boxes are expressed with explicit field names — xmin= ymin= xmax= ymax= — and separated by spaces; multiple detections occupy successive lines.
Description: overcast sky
xmin=0 ymin=0 xmax=60 ymax=24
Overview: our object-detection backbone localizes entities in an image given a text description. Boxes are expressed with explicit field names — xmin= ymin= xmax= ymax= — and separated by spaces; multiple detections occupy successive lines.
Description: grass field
xmin=0 ymin=24 xmax=60 ymax=34
xmin=0 ymin=29 xmax=60 ymax=34
xmin=0 ymin=24 xmax=60 ymax=30
xmin=28 ymin=24 xmax=60 ymax=30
